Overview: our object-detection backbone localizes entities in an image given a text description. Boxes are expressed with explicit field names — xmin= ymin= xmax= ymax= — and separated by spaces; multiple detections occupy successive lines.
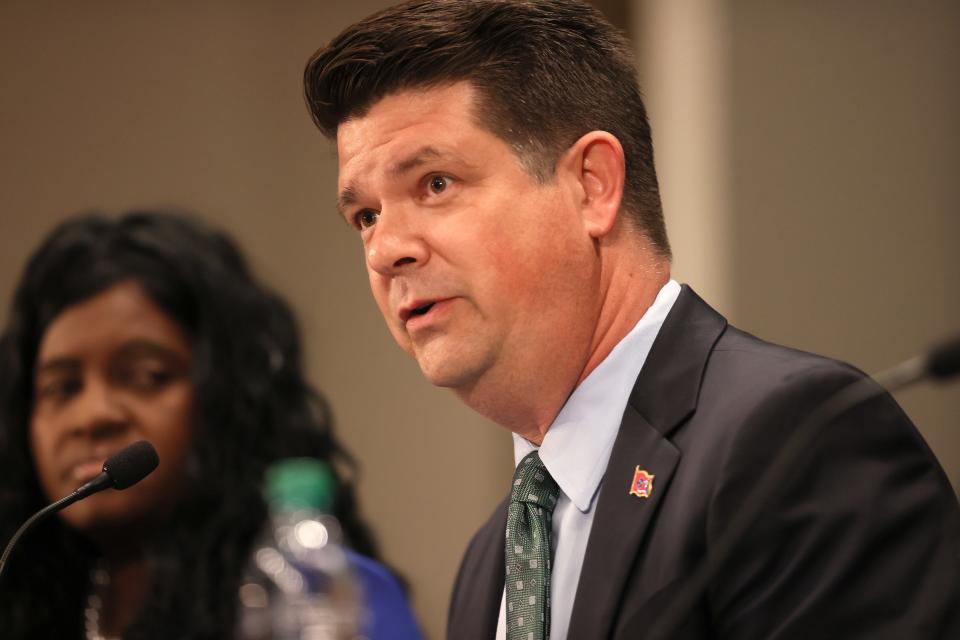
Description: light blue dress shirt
xmin=495 ymin=279 xmax=681 ymax=640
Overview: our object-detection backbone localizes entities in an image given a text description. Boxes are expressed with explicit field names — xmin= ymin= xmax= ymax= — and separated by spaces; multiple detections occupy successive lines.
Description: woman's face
xmin=29 ymin=280 xmax=195 ymax=541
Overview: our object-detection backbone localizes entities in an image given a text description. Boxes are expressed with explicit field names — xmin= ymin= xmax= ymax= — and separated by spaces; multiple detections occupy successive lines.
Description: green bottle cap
xmin=265 ymin=458 xmax=336 ymax=512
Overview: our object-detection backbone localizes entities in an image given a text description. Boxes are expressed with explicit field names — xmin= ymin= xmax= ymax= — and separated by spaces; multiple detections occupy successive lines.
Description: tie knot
xmin=510 ymin=451 xmax=560 ymax=512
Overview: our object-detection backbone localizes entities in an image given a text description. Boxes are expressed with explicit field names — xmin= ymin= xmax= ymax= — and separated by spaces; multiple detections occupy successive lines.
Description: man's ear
xmin=560 ymin=131 xmax=626 ymax=239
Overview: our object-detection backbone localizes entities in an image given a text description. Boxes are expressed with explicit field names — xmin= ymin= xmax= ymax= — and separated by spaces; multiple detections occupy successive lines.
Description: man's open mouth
xmin=409 ymin=302 xmax=434 ymax=317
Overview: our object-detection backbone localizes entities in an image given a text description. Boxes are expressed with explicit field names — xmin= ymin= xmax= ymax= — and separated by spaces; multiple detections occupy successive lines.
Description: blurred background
xmin=1 ymin=1 xmax=957 ymax=636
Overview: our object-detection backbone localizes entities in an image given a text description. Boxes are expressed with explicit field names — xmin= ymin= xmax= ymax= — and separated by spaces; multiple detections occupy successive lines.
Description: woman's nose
xmin=68 ymin=378 xmax=128 ymax=439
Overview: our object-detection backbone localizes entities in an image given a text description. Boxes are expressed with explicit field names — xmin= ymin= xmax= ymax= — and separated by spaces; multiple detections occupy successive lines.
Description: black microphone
xmin=89 ymin=439 xmax=160 ymax=491
xmin=924 ymin=333 xmax=960 ymax=380
xmin=646 ymin=334 xmax=960 ymax=639
xmin=0 ymin=440 xmax=159 ymax=582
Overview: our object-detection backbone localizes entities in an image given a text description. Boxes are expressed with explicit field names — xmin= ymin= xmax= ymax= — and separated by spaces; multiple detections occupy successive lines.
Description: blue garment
xmin=346 ymin=550 xmax=422 ymax=640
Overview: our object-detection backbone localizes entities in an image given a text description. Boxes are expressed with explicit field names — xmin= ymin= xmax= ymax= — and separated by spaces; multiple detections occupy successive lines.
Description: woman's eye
xmin=126 ymin=365 xmax=175 ymax=391
xmin=355 ymin=209 xmax=379 ymax=229
xmin=428 ymin=175 xmax=449 ymax=194
xmin=36 ymin=378 xmax=80 ymax=402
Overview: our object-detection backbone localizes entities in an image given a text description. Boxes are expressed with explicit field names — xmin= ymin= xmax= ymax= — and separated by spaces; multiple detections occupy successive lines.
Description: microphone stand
xmin=0 ymin=473 xmax=112 ymax=582
xmin=0 ymin=439 xmax=157 ymax=584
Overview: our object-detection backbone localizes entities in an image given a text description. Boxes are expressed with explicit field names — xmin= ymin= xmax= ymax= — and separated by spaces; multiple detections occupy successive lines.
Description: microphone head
xmin=928 ymin=334 xmax=960 ymax=380
xmin=103 ymin=441 xmax=159 ymax=490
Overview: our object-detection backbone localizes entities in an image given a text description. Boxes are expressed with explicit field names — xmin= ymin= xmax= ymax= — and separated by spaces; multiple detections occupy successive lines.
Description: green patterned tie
xmin=505 ymin=451 xmax=560 ymax=640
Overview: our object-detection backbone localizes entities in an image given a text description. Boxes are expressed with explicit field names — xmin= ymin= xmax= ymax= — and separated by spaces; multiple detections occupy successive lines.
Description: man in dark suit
xmin=303 ymin=1 xmax=960 ymax=638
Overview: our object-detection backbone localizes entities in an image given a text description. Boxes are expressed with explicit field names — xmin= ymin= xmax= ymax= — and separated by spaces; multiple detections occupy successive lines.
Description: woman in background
xmin=0 ymin=211 xmax=418 ymax=638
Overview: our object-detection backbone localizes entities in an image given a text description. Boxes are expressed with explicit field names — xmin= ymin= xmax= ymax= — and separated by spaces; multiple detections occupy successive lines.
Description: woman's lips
xmin=69 ymin=459 xmax=105 ymax=485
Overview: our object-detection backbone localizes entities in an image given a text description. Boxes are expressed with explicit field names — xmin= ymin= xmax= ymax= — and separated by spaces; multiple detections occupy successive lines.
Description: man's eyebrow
xmin=337 ymin=184 xmax=359 ymax=215
xmin=337 ymin=145 xmax=451 ymax=215
xmin=388 ymin=145 xmax=444 ymax=178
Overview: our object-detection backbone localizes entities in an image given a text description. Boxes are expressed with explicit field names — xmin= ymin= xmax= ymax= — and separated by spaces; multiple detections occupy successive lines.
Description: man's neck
xmin=459 ymin=257 xmax=670 ymax=445
xmin=577 ymin=253 xmax=671 ymax=388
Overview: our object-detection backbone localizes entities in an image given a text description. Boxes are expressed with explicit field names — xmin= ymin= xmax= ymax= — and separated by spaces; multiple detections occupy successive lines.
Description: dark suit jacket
xmin=447 ymin=286 xmax=960 ymax=639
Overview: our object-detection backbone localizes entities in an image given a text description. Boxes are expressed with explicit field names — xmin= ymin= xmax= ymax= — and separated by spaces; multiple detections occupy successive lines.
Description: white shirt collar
xmin=513 ymin=279 xmax=682 ymax=512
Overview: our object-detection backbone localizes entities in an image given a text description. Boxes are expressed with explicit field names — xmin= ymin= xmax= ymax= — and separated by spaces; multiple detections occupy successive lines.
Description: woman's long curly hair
xmin=0 ymin=211 xmax=381 ymax=638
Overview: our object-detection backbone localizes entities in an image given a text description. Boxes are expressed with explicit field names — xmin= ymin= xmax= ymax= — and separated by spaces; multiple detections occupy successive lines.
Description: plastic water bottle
xmin=238 ymin=459 xmax=363 ymax=640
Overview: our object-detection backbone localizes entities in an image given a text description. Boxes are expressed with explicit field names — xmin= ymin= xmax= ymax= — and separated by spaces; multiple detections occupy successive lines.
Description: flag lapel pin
xmin=628 ymin=466 xmax=655 ymax=499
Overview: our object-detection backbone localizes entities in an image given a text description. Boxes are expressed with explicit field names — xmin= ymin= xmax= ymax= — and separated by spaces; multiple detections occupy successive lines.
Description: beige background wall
xmin=639 ymin=0 xmax=959 ymax=496
xmin=1 ymin=2 xmax=957 ymax=637
xmin=725 ymin=0 xmax=960 ymax=493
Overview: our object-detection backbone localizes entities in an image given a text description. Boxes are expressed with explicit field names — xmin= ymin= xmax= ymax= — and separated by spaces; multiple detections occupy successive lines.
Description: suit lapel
xmin=567 ymin=406 xmax=680 ymax=638
xmin=446 ymin=499 xmax=508 ymax=639
xmin=567 ymin=286 xmax=727 ymax=638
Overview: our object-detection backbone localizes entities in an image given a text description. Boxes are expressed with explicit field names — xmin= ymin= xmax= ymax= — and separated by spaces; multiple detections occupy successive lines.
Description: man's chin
xmin=415 ymin=352 xmax=481 ymax=390
xmin=418 ymin=362 xmax=469 ymax=389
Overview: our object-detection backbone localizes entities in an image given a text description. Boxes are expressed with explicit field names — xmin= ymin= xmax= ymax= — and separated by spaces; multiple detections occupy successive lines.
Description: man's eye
xmin=429 ymin=175 xmax=450 ymax=194
xmin=355 ymin=209 xmax=379 ymax=229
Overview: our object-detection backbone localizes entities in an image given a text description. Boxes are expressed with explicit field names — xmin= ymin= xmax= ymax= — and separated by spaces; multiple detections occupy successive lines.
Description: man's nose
xmin=365 ymin=206 xmax=429 ymax=276
xmin=68 ymin=379 xmax=128 ymax=439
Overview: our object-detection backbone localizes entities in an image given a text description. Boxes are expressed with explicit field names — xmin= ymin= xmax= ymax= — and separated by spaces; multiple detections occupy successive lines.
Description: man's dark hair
xmin=304 ymin=0 xmax=670 ymax=258
xmin=0 ymin=211 xmax=383 ymax=638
